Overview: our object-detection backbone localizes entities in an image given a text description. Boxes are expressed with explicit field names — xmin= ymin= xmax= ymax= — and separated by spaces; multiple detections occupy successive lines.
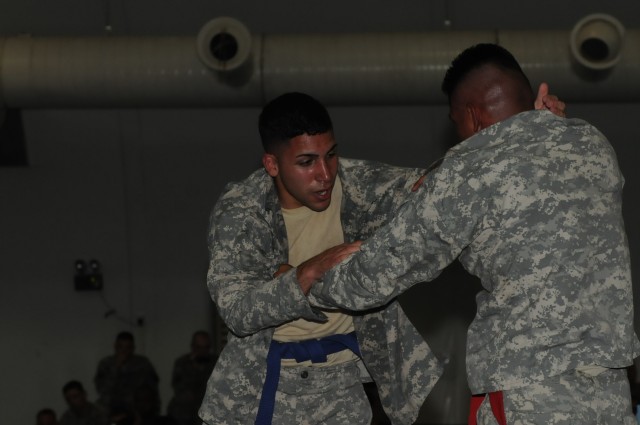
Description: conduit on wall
xmin=0 ymin=14 xmax=637 ymax=108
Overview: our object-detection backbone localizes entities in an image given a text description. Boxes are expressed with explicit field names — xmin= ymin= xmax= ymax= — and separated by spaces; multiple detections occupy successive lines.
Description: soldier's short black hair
xmin=441 ymin=43 xmax=531 ymax=98
xmin=62 ymin=380 xmax=85 ymax=394
xmin=116 ymin=331 xmax=134 ymax=342
xmin=191 ymin=330 xmax=209 ymax=344
xmin=36 ymin=408 xmax=57 ymax=422
xmin=258 ymin=92 xmax=333 ymax=153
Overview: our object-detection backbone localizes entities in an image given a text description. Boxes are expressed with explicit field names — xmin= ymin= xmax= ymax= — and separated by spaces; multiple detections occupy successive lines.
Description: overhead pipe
xmin=196 ymin=17 xmax=253 ymax=73
xmin=0 ymin=14 xmax=638 ymax=108
xmin=570 ymin=13 xmax=625 ymax=72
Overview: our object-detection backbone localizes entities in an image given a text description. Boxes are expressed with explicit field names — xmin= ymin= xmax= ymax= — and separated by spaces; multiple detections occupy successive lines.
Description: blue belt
xmin=254 ymin=331 xmax=361 ymax=425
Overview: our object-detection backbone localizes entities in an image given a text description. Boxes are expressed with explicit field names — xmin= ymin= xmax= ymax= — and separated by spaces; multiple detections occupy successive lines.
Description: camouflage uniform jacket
xmin=200 ymin=158 xmax=443 ymax=425
xmin=311 ymin=111 xmax=639 ymax=394
xmin=59 ymin=403 xmax=108 ymax=425
xmin=94 ymin=354 xmax=159 ymax=411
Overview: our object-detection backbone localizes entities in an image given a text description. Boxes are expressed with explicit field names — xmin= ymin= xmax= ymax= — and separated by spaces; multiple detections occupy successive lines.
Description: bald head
xmin=442 ymin=44 xmax=535 ymax=140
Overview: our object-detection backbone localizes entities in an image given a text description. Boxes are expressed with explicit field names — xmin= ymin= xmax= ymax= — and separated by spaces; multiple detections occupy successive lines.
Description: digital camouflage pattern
xmin=94 ymin=354 xmax=159 ymax=413
xmin=59 ymin=402 xmax=108 ymax=425
xmin=168 ymin=352 xmax=217 ymax=425
xmin=200 ymin=158 xmax=443 ymax=425
xmin=311 ymin=110 xmax=640 ymax=396
xmin=271 ymin=361 xmax=370 ymax=424
xmin=476 ymin=368 xmax=635 ymax=424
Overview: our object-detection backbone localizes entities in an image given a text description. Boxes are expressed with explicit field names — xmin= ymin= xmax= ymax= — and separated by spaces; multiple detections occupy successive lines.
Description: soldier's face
xmin=262 ymin=131 xmax=338 ymax=212
xmin=64 ymin=388 xmax=87 ymax=410
xmin=115 ymin=339 xmax=134 ymax=358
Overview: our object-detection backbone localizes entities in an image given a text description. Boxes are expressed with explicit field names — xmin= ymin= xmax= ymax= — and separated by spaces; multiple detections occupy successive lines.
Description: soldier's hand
xmin=534 ymin=82 xmax=566 ymax=117
xmin=295 ymin=242 xmax=362 ymax=295
xmin=273 ymin=263 xmax=293 ymax=278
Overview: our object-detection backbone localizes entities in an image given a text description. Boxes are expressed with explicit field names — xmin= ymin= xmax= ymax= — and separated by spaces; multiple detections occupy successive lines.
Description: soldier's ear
xmin=262 ymin=153 xmax=279 ymax=177
xmin=466 ymin=104 xmax=483 ymax=133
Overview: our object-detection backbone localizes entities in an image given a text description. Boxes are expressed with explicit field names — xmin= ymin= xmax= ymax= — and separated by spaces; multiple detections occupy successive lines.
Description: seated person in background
xmin=310 ymin=43 xmax=639 ymax=424
xmin=94 ymin=331 xmax=159 ymax=417
xmin=167 ymin=331 xmax=217 ymax=425
xmin=60 ymin=380 xmax=108 ymax=425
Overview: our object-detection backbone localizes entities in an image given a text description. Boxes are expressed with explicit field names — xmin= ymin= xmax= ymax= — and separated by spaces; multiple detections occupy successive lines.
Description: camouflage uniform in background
xmin=311 ymin=110 xmax=640 ymax=424
xmin=168 ymin=352 xmax=217 ymax=425
xmin=59 ymin=402 xmax=108 ymax=425
xmin=94 ymin=354 xmax=160 ymax=415
xmin=199 ymin=158 xmax=443 ymax=425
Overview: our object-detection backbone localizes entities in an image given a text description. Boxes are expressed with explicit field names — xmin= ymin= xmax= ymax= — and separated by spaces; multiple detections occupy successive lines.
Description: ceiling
xmin=2 ymin=0 xmax=639 ymax=37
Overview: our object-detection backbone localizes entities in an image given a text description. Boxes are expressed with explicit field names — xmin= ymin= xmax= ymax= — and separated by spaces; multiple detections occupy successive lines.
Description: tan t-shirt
xmin=273 ymin=177 xmax=358 ymax=367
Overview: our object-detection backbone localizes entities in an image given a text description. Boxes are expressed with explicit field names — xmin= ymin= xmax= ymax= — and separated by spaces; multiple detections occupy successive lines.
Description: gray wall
xmin=1 ymin=2 xmax=639 ymax=424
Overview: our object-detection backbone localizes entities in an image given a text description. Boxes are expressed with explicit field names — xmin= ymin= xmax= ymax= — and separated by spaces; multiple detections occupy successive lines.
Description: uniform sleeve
xmin=339 ymin=158 xmax=426 ymax=241
xmin=137 ymin=356 xmax=160 ymax=390
xmin=207 ymin=190 xmax=325 ymax=337
xmin=94 ymin=358 xmax=116 ymax=401
xmin=310 ymin=161 xmax=474 ymax=310
xmin=369 ymin=163 xmax=425 ymax=209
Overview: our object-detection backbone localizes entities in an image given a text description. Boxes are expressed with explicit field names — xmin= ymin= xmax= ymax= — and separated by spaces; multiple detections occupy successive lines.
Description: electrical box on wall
xmin=74 ymin=259 xmax=103 ymax=291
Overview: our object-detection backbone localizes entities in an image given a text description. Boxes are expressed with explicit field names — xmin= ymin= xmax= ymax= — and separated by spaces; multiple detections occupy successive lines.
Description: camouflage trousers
xmin=271 ymin=360 xmax=372 ymax=425
xmin=474 ymin=367 xmax=635 ymax=425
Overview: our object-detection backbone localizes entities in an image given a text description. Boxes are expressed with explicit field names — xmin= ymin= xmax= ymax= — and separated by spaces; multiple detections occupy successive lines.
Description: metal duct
xmin=570 ymin=14 xmax=625 ymax=71
xmin=0 ymin=35 xmax=262 ymax=107
xmin=196 ymin=17 xmax=253 ymax=73
xmin=0 ymin=14 xmax=638 ymax=108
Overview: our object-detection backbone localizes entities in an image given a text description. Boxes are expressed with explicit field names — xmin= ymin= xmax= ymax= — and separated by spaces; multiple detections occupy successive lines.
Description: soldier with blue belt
xmin=199 ymin=92 xmax=443 ymax=425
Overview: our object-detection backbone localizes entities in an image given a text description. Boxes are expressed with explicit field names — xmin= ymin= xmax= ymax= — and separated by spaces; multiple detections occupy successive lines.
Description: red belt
xmin=468 ymin=391 xmax=507 ymax=425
